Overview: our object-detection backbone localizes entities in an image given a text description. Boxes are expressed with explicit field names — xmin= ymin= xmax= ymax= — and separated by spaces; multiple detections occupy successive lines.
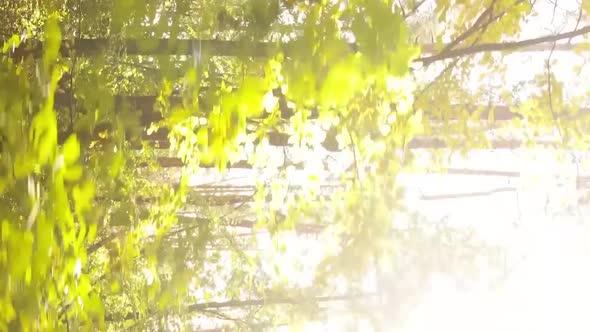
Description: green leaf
xmin=64 ymin=164 xmax=83 ymax=182
xmin=13 ymin=153 xmax=35 ymax=179
xmin=197 ymin=126 xmax=208 ymax=146
xmin=73 ymin=181 xmax=95 ymax=212
xmin=30 ymin=108 xmax=57 ymax=166
xmin=63 ymin=134 xmax=80 ymax=165
xmin=2 ymin=35 xmax=20 ymax=54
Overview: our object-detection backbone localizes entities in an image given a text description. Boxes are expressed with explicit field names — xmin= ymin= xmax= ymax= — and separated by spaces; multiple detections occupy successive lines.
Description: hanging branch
xmin=568 ymin=4 xmax=584 ymax=44
xmin=417 ymin=24 xmax=590 ymax=64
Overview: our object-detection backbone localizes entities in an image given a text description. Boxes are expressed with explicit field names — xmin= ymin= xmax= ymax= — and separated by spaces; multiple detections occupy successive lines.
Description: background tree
xmin=1 ymin=0 xmax=589 ymax=331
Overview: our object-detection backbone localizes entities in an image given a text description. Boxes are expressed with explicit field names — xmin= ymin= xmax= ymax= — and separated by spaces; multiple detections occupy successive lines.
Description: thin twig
xmin=546 ymin=41 xmax=564 ymax=144
xmin=347 ymin=127 xmax=361 ymax=185
xmin=406 ymin=0 xmax=428 ymax=17
xmin=551 ymin=0 xmax=559 ymax=25
xmin=568 ymin=4 xmax=584 ymax=44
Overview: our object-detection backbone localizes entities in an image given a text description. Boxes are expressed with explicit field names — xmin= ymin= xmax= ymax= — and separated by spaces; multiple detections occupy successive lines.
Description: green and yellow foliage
xmin=0 ymin=0 xmax=587 ymax=330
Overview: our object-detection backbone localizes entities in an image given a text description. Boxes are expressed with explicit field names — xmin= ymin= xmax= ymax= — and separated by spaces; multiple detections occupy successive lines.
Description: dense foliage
xmin=0 ymin=0 xmax=589 ymax=330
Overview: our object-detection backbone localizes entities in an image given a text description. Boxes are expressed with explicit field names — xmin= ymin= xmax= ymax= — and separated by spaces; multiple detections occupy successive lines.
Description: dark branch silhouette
xmin=7 ymin=25 xmax=590 ymax=64
xmin=437 ymin=0 xmax=502 ymax=55
xmin=418 ymin=25 xmax=590 ymax=64
xmin=420 ymin=187 xmax=516 ymax=200
xmin=106 ymin=293 xmax=378 ymax=322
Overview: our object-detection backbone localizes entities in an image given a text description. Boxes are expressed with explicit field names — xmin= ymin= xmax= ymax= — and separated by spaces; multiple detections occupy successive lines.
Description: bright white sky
xmin=386 ymin=2 xmax=590 ymax=331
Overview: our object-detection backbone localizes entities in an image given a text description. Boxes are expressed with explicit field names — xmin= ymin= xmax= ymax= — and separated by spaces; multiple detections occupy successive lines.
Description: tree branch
xmin=107 ymin=293 xmax=378 ymax=322
xmin=87 ymin=232 xmax=119 ymax=254
xmin=546 ymin=41 xmax=564 ymax=144
xmin=420 ymin=187 xmax=516 ymax=200
xmin=9 ymin=31 xmax=590 ymax=64
xmin=187 ymin=293 xmax=378 ymax=310
xmin=438 ymin=0 xmax=501 ymax=55
xmin=417 ymin=25 xmax=590 ymax=63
